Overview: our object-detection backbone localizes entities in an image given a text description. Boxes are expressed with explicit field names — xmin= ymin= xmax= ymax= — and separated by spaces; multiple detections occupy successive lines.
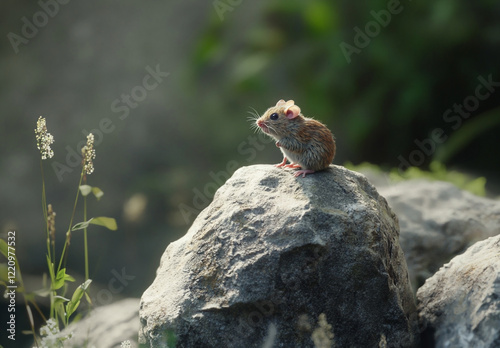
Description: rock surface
xmin=378 ymin=180 xmax=500 ymax=291
xmin=59 ymin=298 xmax=140 ymax=348
xmin=139 ymin=165 xmax=419 ymax=347
xmin=417 ymin=235 xmax=500 ymax=348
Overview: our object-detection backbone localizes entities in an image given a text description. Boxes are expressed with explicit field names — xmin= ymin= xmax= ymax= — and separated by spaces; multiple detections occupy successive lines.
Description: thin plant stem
xmin=84 ymin=228 xmax=89 ymax=279
xmin=40 ymin=160 xmax=53 ymax=265
xmin=57 ymin=169 xmax=84 ymax=274
xmin=84 ymin=183 xmax=89 ymax=281
xmin=51 ymin=237 xmax=56 ymax=267
xmin=57 ymin=237 xmax=69 ymax=274
xmin=41 ymin=159 xmax=57 ymax=321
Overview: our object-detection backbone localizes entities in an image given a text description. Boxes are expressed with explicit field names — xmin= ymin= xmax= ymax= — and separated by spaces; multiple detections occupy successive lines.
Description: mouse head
xmin=256 ymin=99 xmax=302 ymax=138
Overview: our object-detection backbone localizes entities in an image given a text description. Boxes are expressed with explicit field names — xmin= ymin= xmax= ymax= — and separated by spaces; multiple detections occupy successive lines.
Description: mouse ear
xmin=285 ymin=105 xmax=301 ymax=119
xmin=276 ymin=99 xmax=286 ymax=107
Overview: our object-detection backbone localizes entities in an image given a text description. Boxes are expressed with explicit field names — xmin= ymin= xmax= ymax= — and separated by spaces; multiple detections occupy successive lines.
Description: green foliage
xmin=345 ymin=161 xmax=487 ymax=196
xmin=344 ymin=161 xmax=385 ymax=175
xmin=389 ymin=161 xmax=487 ymax=196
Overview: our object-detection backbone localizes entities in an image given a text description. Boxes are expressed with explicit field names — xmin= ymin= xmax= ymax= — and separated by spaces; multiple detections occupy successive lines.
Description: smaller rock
xmin=417 ymin=235 xmax=500 ymax=348
xmin=379 ymin=180 xmax=500 ymax=291
xmin=60 ymin=298 xmax=140 ymax=348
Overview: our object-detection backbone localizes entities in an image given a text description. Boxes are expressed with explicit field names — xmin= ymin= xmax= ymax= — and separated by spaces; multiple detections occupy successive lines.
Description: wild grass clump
xmin=0 ymin=116 xmax=117 ymax=347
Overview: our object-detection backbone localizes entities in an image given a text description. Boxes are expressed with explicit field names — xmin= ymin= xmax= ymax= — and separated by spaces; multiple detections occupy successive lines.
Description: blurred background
xmin=1 ymin=0 xmax=500 ymax=345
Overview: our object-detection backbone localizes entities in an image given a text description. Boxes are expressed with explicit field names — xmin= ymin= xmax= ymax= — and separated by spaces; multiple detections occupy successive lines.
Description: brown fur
xmin=256 ymin=103 xmax=336 ymax=171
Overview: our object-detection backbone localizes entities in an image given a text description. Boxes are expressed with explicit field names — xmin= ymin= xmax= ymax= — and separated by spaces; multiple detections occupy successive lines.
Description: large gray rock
xmin=139 ymin=164 xmax=419 ymax=347
xmin=378 ymin=180 xmax=500 ymax=291
xmin=417 ymin=235 xmax=500 ymax=348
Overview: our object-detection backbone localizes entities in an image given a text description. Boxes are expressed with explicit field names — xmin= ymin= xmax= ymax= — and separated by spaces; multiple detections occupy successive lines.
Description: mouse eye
xmin=270 ymin=113 xmax=279 ymax=120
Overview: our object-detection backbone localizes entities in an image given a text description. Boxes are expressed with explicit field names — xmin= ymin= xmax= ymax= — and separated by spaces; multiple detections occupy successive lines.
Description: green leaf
xmin=55 ymin=268 xmax=65 ymax=284
xmin=79 ymin=185 xmax=92 ymax=196
xmin=66 ymin=300 xmax=79 ymax=320
xmin=72 ymin=217 xmax=118 ymax=231
xmin=55 ymin=299 xmax=67 ymax=322
xmin=0 ymin=239 xmax=7 ymax=258
xmin=66 ymin=279 xmax=92 ymax=320
xmin=53 ymin=279 xmax=64 ymax=290
xmin=54 ymin=295 xmax=70 ymax=302
xmin=90 ymin=217 xmax=117 ymax=230
xmin=54 ymin=268 xmax=74 ymax=290
xmin=92 ymin=187 xmax=104 ymax=200
xmin=72 ymin=279 xmax=92 ymax=301
xmin=71 ymin=220 xmax=92 ymax=231
xmin=26 ymin=304 xmax=35 ymax=333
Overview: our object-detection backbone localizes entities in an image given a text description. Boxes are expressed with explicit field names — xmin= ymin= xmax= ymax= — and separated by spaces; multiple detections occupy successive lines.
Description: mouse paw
xmin=284 ymin=163 xmax=301 ymax=169
xmin=275 ymin=157 xmax=288 ymax=168
xmin=294 ymin=169 xmax=315 ymax=178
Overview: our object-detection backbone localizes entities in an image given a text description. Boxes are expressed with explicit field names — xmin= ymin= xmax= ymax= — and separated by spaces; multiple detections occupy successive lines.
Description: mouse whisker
xmin=247 ymin=108 xmax=261 ymax=121
xmin=246 ymin=112 xmax=259 ymax=122
xmin=249 ymin=107 xmax=260 ymax=117
xmin=250 ymin=122 xmax=262 ymax=133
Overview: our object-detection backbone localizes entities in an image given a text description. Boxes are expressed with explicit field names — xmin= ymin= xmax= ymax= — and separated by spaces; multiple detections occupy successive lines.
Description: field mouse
xmin=254 ymin=99 xmax=336 ymax=177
